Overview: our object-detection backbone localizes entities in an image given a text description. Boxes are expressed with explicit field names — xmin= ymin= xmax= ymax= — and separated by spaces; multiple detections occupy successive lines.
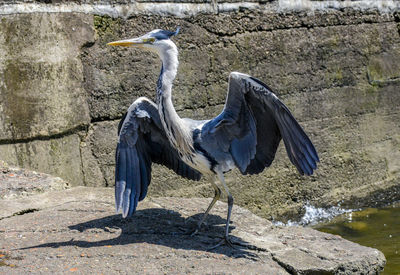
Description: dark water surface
xmin=314 ymin=202 xmax=399 ymax=275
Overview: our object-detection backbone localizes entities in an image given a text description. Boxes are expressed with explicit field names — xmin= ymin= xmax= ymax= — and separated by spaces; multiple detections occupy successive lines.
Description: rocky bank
xmin=0 ymin=166 xmax=386 ymax=274
xmin=0 ymin=0 xmax=399 ymax=221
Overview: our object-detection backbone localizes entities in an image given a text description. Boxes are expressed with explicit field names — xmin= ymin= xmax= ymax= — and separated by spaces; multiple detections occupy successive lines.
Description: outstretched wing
xmin=201 ymin=72 xmax=319 ymax=176
xmin=116 ymin=97 xmax=202 ymax=217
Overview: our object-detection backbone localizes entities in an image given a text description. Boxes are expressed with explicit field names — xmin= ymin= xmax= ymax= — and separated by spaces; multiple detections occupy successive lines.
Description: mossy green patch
xmin=367 ymin=59 xmax=385 ymax=84
xmin=326 ymin=33 xmax=340 ymax=48
xmin=367 ymin=52 xmax=400 ymax=85
xmin=324 ymin=66 xmax=344 ymax=87
xmin=93 ymin=15 xmax=121 ymax=41
xmin=334 ymin=67 xmax=343 ymax=81
xmin=366 ymin=84 xmax=378 ymax=94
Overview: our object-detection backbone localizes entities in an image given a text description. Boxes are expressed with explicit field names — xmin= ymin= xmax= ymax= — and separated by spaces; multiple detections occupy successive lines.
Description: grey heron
xmin=108 ymin=28 xmax=319 ymax=248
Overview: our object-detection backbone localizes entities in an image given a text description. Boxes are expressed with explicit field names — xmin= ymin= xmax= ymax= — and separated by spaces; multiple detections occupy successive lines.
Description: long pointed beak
xmin=107 ymin=38 xmax=143 ymax=47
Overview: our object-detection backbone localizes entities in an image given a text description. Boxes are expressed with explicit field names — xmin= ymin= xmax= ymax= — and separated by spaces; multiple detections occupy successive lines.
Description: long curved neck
xmin=156 ymin=45 xmax=178 ymax=103
xmin=156 ymin=42 xmax=194 ymax=156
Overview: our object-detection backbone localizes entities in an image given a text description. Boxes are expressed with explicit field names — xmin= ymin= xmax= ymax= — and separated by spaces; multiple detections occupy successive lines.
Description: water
xmin=313 ymin=202 xmax=400 ymax=275
xmin=274 ymin=203 xmax=356 ymax=226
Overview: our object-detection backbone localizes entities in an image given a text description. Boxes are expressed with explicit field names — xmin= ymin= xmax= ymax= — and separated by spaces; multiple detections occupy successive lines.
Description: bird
xmin=107 ymin=27 xmax=319 ymax=248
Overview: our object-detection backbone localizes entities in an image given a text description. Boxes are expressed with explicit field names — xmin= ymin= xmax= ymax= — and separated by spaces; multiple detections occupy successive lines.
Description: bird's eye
xmin=144 ymin=38 xmax=156 ymax=44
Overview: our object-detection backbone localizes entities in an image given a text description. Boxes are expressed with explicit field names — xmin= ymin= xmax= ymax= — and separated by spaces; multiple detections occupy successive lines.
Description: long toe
xmin=178 ymin=226 xmax=201 ymax=236
xmin=208 ymin=236 xmax=237 ymax=250
xmin=190 ymin=228 xmax=200 ymax=237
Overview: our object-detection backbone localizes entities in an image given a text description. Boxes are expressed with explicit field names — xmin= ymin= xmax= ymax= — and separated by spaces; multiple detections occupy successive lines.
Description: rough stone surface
xmin=0 ymin=13 xmax=93 ymax=140
xmin=0 ymin=185 xmax=386 ymax=274
xmin=0 ymin=134 xmax=85 ymax=186
xmin=0 ymin=3 xmax=399 ymax=222
xmin=0 ymin=166 xmax=68 ymax=200
xmin=0 ymin=1 xmax=398 ymax=18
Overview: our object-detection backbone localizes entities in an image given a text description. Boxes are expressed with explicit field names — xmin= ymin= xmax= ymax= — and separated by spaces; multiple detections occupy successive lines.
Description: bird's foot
xmin=208 ymin=236 xmax=236 ymax=250
xmin=190 ymin=228 xmax=200 ymax=237
xmin=178 ymin=226 xmax=202 ymax=236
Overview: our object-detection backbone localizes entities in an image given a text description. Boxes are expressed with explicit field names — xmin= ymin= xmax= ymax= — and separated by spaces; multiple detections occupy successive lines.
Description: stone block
xmin=0 ymin=134 xmax=84 ymax=186
xmin=0 ymin=13 xmax=93 ymax=140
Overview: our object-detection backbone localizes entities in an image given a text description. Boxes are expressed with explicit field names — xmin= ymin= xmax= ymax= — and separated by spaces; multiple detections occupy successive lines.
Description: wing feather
xmin=245 ymin=74 xmax=319 ymax=175
xmin=115 ymin=145 xmax=126 ymax=212
xmin=115 ymin=97 xmax=202 ymax=217
xmin=201 ymin=72 xmax=319 ymax=176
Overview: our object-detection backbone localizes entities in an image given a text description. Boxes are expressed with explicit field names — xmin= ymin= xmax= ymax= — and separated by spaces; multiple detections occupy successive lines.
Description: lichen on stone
xmin=93 ymin=15 xmax=121 ymax=40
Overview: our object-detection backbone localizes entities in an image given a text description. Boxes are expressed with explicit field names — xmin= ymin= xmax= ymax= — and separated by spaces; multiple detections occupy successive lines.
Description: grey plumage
xmin=115 ymin=97 xmax=201 ymax=217
xmin=109 ymin=28 xmax=319 ymax=247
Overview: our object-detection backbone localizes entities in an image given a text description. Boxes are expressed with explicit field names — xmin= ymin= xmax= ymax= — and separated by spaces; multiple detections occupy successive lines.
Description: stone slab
xmin=0 ymin=13 xmax=92 ymax=141
xmin=0 ymin=187 xmax=385 ymax=274
xmin=0 ymin=134 xmax=84 ymax=186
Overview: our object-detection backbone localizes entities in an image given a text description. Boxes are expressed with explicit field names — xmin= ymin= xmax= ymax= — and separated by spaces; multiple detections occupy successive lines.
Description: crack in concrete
xmin=1 ymin=86 xmax=397 ymax=146
xmin=0 ymin=208 xmax=40 ymax=222
xmin=271 ymin=254 xmax=296 ymax=275
xmin=0 ymin=124 xmax=88 ymax=146
xmin=200 ymin=18 xmax=396 ymax=38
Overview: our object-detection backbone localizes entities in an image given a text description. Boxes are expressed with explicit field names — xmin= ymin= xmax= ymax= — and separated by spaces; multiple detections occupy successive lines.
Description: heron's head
xmin=107 ymin=28 xmax=180 ymax=55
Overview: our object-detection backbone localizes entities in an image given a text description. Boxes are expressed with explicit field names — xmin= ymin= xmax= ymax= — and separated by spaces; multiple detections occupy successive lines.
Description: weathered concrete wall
xmin=0 ymin=1 xmax=399 ymax=221
xmin=0 ymin=13 xmax=93 ymax=185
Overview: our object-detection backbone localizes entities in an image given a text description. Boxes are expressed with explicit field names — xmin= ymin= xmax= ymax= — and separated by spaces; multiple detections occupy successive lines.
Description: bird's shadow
xmin=21 ymin=208 xmax=258 ymax=259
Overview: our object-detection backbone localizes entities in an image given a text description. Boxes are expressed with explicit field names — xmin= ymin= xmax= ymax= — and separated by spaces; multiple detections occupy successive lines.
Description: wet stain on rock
xmin=2 ymin=60 xmax=40 ymax=138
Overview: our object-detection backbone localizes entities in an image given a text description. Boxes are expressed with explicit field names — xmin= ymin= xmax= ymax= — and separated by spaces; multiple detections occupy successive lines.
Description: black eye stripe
xmin=150 ymin=29 xmax=178 ymax=40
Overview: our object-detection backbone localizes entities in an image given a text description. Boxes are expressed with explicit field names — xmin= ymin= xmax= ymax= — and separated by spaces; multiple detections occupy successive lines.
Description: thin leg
xmin=208 ymin=171 xmax=235 ymax=250
xmin=190 ymin=176 xmax=221 ymax=236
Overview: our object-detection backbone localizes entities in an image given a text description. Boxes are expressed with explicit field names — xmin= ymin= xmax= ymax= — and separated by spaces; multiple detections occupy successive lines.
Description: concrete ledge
xmin=0 ymin=186 xmax=385 ymax=273
xmin=0 ymin=1 xmax=398 ymax=19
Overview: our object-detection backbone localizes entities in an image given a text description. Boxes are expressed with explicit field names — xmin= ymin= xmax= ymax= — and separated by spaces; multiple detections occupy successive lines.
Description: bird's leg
xmin=208 ymin=172 xmax=235 ymax=250
xmin=190 ymin=176 xmax=221 ymax=236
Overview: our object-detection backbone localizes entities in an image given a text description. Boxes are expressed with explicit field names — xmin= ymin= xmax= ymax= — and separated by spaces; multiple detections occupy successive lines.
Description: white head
xmin=107 ymin=28 xmax=180 ymax=61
